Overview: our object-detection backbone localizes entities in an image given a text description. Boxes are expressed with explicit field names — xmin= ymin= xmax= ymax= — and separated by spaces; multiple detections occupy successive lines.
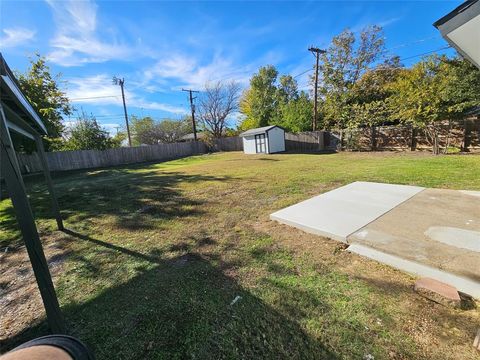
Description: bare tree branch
xmin=199 ymin=80 xmax=241 ymax=138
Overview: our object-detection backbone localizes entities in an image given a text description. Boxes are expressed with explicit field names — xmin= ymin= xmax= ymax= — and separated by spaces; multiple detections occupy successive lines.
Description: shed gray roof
xmin=1 ymin=53 xmax=48 ymax=137
xmin=240 ymin=125 xmax=283 ymax=137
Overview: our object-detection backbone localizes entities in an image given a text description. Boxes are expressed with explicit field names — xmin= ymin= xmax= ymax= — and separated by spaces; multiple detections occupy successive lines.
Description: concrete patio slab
xmin=270 ymin=181 xmax=424 ymax=242
xmin=348 ymin=188 xmax=480 ymax=289
xmin=348 ymin=244 xmax=480 ymax=298
xmin=270 ymin=182 xmax=480 ymax=298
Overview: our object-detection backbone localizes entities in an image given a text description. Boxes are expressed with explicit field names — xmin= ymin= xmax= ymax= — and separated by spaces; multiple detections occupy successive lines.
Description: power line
xmin=383 ymin=35 xmax=440 ymax=52
xmin=292 ymin=34 xmax=447 ymax=79
xmin=89 ymin=113 xmax=125 ymax=118
xmin=69 ymin=95 xmax=119 ymax=101
xmin=293 ymin=44 xmax=453 ymax=80
xmin=293 ymin=69 xmax=312 ymax=79
xmin=400 ymin=45 xmax=451 ymax=61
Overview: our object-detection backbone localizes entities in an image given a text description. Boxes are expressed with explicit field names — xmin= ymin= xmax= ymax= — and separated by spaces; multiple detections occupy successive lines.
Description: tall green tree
xmin=388 ymin=56 xmax=451 ymax=154
xmin=440 ymin=57 xmax=480 ymax=118
xmin=16 ymin=54 xmax=72 ymax=151
xmin=64 ymin=113 xmax=118 ymax=151
xmin=239 ymin=67 xmax=310 ymax=132
xmin=239 ymin=65 xmax=278 ymax=129
xmin=130 ymin=116 xmax=157 ymax=145
xmin=318 ymin=26 xmax=386 ymax=129
xmin=277 ymin=92 xmax=313 ymax=132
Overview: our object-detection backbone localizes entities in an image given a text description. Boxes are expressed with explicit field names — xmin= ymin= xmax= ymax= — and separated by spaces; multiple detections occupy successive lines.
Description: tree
xmin=130 ymin=116 xmax=157 ymax=145
xmin=348 ymin=57 xmax=403 ymax=149
xmin=131 ymin=116 xmax=192 ymax=144
xmin=277 ymin=92 xmax=312 ymax=132
xmin=199 ymin=80 xmax=241 ymax=138
xmin=63 ymin=112 xmax=117 ymax=151
xmin=440 ymin=57 xmax=480 ymax=118
xmin=111 ymin=131 xmax=127 ymax=147
xmin=156 ymin=118 xmax=191 ymax=143
xmin=239 ymin=66 xmax=279 ymax=129
xmin=318 ymin=26 xmax=387 ymax=129
xmin=16 ymin=54 xmax=72 ymax=151
xmin=388 ymin=56 xmax=449 ymax=154
xmin=239 ymin=67 xmax=310 ymax=132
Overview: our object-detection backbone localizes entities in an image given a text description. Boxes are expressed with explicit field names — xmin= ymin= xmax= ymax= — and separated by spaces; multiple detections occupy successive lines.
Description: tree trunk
xmin=443 ymin=120 xmax=452 ymax=154
xmin=371 ymin=126 xmax=377 ymax=151
xmin=431 ymin=128 xmax=440 ymax=155
xmin=410 ymin=126 xmax=417 ymax=151
xmin=462 ymin=119 xmax=472 ymax=152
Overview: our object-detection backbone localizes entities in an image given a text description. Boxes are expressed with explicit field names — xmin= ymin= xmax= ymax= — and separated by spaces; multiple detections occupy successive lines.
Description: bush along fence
xmin=330 ymin=119 xmax=480 ymax=153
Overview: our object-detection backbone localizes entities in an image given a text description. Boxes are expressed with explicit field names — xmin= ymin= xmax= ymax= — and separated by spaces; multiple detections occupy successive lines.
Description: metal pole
xmin=0 ymin=106 xmax=65 ymax=333
xmin=34 ymin=135 xmax=64 ymax=231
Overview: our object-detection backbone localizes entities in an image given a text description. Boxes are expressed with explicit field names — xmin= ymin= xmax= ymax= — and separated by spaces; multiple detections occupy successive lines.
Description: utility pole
xmin=113 ymin=76 xmax=132 ymax=146
xmin=308 ymin=47 xmax=326 ymax=131
xmin=182 ymin=89 xmax=199 ymax=141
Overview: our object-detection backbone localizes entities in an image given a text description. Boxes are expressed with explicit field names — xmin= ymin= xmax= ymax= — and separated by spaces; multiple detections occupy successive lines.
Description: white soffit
xmin=447 ymin=14 xmax=480 ymax=68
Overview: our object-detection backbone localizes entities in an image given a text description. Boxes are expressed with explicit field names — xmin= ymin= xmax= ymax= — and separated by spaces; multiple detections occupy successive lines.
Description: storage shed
xmin=240 ymin=125 xmax=285 ymax=154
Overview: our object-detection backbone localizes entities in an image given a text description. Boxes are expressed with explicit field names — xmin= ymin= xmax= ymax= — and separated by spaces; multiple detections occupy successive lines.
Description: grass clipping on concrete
xmin=1 ymin=152 xmax=479 ymax=359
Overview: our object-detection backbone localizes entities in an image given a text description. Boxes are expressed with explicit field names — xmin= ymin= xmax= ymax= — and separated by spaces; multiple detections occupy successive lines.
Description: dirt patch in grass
xmin=0 ymin=232 xmax=71 ymax=342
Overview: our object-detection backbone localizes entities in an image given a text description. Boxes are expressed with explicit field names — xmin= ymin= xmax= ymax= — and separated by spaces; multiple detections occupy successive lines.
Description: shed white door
xmin=255 ymin=134 xmax=266 ymax=153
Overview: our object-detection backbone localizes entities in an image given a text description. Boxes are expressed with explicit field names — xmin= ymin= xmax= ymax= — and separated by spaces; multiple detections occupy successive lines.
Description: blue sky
xmin=1 ymin=0 xmax=460 ymax=134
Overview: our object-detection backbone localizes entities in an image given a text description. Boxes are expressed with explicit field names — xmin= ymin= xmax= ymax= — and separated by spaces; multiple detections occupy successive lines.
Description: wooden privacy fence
xmin=18 ymin=141 xmax=207 ymax=173
xmin=211 ymin=136 xmax=243 ymax=151
xmin=331 ymin=119 xmax=480 ymax=152
xmin=285 ymin=131 xmax=327 ymax=151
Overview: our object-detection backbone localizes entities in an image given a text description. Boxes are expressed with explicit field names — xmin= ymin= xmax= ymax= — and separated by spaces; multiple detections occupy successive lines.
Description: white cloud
xmin=46 ymin=0 xmax=133 ymax=66
xmin=0 ymin=27 xmax=36 ymax=48
xmin=146 ymin=53 xmax=257 ymax=90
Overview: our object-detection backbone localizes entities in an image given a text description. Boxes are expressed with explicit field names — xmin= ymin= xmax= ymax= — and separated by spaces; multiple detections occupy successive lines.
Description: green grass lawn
xmin=1 ymin=152 xmax=479 ymax=359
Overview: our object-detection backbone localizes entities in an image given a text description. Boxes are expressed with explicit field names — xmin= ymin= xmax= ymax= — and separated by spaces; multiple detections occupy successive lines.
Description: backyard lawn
xmin=1 ymin=151 xmax=479 ymax=359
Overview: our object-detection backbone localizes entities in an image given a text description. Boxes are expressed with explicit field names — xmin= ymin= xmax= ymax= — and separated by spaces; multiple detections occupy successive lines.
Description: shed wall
xmin=267 ymin=127 xmax=285 ymax=153
xmin=243 ymin=135 xmax=257 ymax=154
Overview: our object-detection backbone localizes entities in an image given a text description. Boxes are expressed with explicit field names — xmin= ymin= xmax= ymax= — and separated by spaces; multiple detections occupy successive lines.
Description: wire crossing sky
xmin=1 ymin=0 xmax=459 ymax=133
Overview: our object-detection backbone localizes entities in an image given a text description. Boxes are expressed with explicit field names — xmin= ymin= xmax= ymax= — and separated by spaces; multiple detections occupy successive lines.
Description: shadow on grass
xmin=1 ymin=236 xmax=338 ymax=359
xmin=1 ymin=166 xmax=233 ymax=248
